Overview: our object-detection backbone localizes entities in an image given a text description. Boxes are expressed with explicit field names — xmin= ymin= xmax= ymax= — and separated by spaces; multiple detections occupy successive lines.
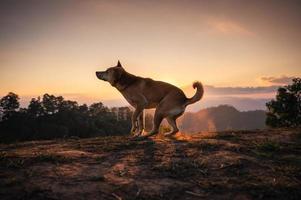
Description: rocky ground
xmin=0 ymin=128 xmax=301 ymax=200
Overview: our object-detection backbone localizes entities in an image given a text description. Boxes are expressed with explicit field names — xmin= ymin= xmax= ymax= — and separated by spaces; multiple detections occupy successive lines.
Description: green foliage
xmin=0 ymin=92 xmax=132 ymax=143
xmin=0 ymin=92 xmax=20 ymax=120
xmin=42 ymin=93 xmax=63 ymax=114
xmin=28 ymin=97 xmax=44 ymax=117
xmin=266 ymin=78 xmax=301 ymax=127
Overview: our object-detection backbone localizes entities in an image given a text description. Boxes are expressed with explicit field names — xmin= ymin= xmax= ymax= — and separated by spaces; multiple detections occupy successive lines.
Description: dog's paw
xmin=164 ymin=131 xmax=177 ymax=137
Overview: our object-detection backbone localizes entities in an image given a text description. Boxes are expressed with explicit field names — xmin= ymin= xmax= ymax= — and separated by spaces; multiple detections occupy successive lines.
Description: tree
xmin=58 ymin=100 xmax=78 ymax=112
xmin=42 ymin=94 xmax=64 ymax=114
xmin=117 ymin=107 xmax=132 ymax=121
xmin=28 ymin=97 xmax=44 ymax=117
xmin=266 ymin=78 xmax=301 ymax=127
xmin=89 ymin=102 xmax=109 ymax=117
xmin=78 ymin=104 xmax=88 ymax=113
xmin=0 ymin=92 xmax=20 ymax=120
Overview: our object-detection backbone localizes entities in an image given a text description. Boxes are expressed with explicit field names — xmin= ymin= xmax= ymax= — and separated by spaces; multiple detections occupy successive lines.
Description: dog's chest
xmin=120 ymin=91 xmax=138 ymax=106
xmin=121 ymin=91 xmax=148 ymax=107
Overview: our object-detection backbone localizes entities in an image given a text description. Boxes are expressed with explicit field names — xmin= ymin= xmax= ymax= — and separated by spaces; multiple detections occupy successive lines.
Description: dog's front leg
xmin=137 ymin=111 xmax=144 ymax=135
xmin=130 ymin=106 xmax=144 ymax=136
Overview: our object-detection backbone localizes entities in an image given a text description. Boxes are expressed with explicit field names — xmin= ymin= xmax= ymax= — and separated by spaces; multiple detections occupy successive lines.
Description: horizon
xmin=1 ymin=83 xmax=279 ymax=112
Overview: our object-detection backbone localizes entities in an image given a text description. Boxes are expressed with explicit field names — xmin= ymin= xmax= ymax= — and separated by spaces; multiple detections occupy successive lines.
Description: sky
xmin=0 ymin=0 xmax=301 ymax=110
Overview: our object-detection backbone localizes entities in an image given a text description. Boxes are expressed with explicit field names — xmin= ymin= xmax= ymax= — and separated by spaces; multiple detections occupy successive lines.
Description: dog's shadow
xmin=133 ymin=132 xmax=195 ymax=169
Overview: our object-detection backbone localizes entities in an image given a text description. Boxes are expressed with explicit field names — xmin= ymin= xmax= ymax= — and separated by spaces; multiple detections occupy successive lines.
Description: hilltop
xmin=0 ymin=129 xmax=301 ymax=200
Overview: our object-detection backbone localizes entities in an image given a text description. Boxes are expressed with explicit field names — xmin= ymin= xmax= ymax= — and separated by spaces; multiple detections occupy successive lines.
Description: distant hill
xmin=178 ymin=105 xmax=266 ymax=133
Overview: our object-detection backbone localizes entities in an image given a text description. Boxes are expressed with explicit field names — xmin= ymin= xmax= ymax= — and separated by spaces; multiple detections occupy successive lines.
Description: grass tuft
xmin=254 ymin=140 xmax=280 ymax=152
xmin=153 ymin=158 xmax=208 ymax=178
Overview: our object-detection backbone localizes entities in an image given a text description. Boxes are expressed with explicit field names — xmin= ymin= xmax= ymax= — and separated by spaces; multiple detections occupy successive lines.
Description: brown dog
xmin=96 ymin=61 xmax=204 ymax=137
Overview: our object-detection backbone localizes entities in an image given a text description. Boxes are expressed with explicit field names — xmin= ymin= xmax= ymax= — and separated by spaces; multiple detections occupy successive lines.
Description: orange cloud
xmin=261 ymin=75 xmax=296 ymax=85
xmin=207 ymin=18 xmax=255 ymax=36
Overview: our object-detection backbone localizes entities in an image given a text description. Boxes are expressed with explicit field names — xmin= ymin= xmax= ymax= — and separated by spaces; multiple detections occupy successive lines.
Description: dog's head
xmin=96 ymin=61 xmax=125 ymax=86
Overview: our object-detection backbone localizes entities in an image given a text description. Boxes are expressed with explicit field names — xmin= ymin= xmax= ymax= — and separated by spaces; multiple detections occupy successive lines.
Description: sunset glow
xmin=1 ymin=0 xmax=301 ymax=109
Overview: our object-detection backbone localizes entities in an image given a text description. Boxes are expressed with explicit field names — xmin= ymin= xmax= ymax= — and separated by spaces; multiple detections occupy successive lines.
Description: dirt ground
xmin=0 ymin=128 xmax=301 ymax=200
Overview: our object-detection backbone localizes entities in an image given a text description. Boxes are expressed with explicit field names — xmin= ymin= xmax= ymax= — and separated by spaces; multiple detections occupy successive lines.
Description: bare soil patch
xmin=0 ymin=128 xmax=300 ymax=199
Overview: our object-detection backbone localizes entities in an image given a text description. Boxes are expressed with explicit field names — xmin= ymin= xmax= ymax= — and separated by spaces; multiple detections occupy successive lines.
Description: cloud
xmin=261 ymin=75 xmax=296 ymax=85
xmin=182 ymin=84 xmax=278 ymax=111
xmin=183 ymin=84 xmax=278 ymax=96
xmin=207 ymin=18 xmax=254 ymax=36
xmin=203 ymin=85 xmax=278 ymax=95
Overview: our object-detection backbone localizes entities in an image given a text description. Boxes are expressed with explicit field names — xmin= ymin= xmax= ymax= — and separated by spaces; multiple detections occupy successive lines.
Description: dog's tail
xmin=185 ymin=81 xmax=204 ymax=106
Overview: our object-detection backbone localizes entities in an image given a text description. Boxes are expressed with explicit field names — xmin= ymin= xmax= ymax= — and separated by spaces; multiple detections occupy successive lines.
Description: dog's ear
xmin=117 ymin=60 xmax=122 ymax=68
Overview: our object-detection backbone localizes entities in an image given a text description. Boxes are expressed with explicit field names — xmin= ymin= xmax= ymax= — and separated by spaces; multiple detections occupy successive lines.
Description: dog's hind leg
xmin=165 ymin=116 xmax=179 ymax=136
xmin=146 ymin=109 xmax=164 ymax=137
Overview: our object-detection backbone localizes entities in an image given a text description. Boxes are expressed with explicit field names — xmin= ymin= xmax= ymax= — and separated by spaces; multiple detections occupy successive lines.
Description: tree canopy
xmin=0 ymin=93 xmax=132 ymax=143
xmin=266 ymin=78 xmax=301 ymax=127
xmin=0 ymin=92 xmax=20 ymax=120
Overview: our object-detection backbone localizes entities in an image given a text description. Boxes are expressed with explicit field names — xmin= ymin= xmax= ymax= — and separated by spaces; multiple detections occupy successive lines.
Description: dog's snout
xmin=96 ymin=71 xmax=108 ymax=81
xmin=96 ymin=71 xmax=102 ymax=79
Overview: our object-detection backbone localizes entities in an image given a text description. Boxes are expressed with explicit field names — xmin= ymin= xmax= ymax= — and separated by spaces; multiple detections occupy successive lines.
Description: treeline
xmin=0 ymin=92 xmax=132 ymax=143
